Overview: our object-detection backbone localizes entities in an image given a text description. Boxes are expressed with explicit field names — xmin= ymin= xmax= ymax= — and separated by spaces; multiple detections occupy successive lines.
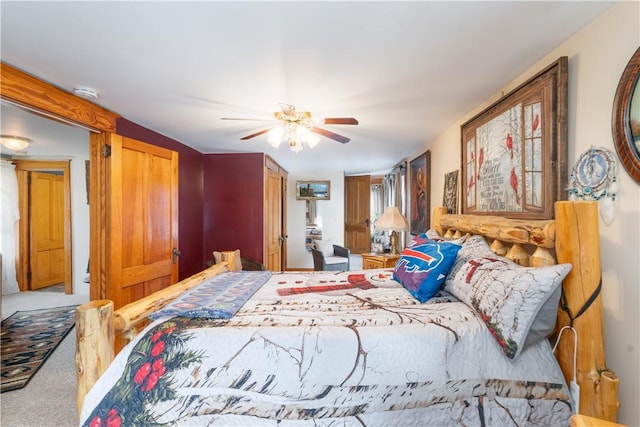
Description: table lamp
xmin=376 ymin=206 xmax=409 ymax=255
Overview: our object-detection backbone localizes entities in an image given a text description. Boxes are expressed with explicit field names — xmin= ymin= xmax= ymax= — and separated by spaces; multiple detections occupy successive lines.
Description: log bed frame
xmin=75 ymin=200 xmax=620 ymax=423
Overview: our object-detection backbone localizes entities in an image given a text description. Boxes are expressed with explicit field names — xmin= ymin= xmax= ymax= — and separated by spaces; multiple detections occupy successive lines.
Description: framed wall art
xmin=442 ymin=170 xmax=458 ymax=214
xmin=409 ymin=150 xmax=430 ymax=234
xmin=296 ymin=180 xmax=330 ymax=200
xmin=461 ymin=57 xmax=568 ymax=219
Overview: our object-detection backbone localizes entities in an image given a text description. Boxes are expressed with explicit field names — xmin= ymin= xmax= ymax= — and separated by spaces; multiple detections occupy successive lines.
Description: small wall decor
xmin=461 ymin=57 xmax=568 ymax=219
xmin=442 ymin=170 xmax=459 ymax=214
xmin=568 ymin=146 xmax=618 ymax=225
xmin=296 ymin=180 xmax=330 ymax=200
xmin=409 ymin=150 xmax=430 ymax=234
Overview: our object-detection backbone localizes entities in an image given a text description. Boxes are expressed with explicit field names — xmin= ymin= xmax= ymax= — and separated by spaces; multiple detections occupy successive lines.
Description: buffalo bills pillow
xmin=393 ymin=239 xmax=461 ymax=303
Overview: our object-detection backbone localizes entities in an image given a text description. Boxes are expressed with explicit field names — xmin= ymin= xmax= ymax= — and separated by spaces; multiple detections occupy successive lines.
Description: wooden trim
xmin=89 ymin=133 xmax=109 ymax=301
xmin=1 ymin=62 xmax=119 ymax=133
xmin=13 ymin=160 xmax=72 ymax=294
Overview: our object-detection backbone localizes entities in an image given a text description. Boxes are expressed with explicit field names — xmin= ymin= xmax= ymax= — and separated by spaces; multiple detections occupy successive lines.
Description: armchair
xmin=311 ymin=241 xmax=350 ymax=271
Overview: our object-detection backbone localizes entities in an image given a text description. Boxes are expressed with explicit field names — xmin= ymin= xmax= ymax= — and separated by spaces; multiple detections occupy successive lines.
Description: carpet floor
xmin=1 ymin=305 xmax=78 ymax=393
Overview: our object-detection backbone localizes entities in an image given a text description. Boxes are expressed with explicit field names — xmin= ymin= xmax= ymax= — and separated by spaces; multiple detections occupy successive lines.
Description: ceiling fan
xmin=222 ymin=103 xmax=358 ymax=152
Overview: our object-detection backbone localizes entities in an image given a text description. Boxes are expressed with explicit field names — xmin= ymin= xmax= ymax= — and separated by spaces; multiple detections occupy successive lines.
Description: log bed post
xmin=76 ymin=300 xmax=114 ymax=417
xmin=555 ymin=201 xmax=619 ymax=422
xmin=75 ymin=263 xmax=230 ymax=416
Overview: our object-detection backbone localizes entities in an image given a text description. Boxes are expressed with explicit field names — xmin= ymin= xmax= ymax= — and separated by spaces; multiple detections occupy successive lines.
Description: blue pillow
xmin=393 ymin=240 xmax=461 ymax=302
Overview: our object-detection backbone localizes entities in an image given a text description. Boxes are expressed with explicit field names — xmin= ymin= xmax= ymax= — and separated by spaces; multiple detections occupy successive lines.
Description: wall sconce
xmin=375 ymin=206 xmax=409 ymax=255
xmin=0 ymin=135 xmax=32 ymax=151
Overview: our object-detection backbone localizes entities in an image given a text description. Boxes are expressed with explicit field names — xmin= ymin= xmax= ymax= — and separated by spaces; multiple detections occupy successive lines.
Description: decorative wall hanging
xmin=461 ymin=57 xmax=568 ymax=219
xmin=409 ymin=150 xmax=430 ymax=235
xmin=442 ymin=170 xmax=459 ymax=214
xmin=296 ymin=180 xmax=330 ymax=200
xmin=568 ymin=146 xmax=618 ymax=225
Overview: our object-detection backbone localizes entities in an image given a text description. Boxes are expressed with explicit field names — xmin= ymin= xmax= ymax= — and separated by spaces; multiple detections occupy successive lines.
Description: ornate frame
xmin=612 ymin=46 xmax=640 ymax=184
xmin=295 ymin=180 xmax=330 ymax=200
xmin=409 ymin=150 xmax=430 ymax=234
xmin=461 ymin=57 xmax=568 ymax=219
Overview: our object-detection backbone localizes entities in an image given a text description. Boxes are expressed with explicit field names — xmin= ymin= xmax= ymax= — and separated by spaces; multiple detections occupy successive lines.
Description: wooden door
xmin=264 ymin=157 xmax=287 ymax=271
xmin=345 ymin=175 xmax=371 ymax=254
xmin=90 ymin=133 xmax=179 ymax=310
xmin=13 ymin=160 xmax=72 ymax=293
xmin=29 ymin=172 xmax=65 ymax=289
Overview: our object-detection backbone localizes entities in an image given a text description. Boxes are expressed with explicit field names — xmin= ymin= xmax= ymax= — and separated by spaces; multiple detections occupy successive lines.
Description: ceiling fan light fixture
xmin=294 ymin=126 xmax=320 ymax=149
xmin=289 ymin=139 xmax=303 ymax=153
xmin=267 ymin=127 xmax=285 ymax=148
xmin=227 ymin=103 xmax=357 ymax=152
xmin=0 ymin=134 xmax=32 ymax=151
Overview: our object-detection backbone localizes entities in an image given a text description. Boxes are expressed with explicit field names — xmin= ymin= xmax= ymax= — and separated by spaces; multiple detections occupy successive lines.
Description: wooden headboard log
xmin=433 ymin=200 xmax=619 ymax=422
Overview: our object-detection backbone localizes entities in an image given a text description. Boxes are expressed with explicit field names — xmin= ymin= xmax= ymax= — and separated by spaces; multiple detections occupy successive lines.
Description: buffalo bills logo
xmin=394 ymin=242 xmax=446 ymax=292
xmin=392 ymin=240 xmax=461 ymax=302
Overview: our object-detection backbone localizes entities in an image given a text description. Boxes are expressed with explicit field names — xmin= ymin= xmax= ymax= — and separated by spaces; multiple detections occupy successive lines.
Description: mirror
xmin=304 ymin=200 xmax=323 ymax=251
xmin=612 ymin=46 xmax=640 ymax=183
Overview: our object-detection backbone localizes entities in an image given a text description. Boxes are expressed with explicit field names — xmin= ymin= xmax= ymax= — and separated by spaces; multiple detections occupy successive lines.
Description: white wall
xmin=287 ymin=172 xmax=345 ymax=269
xmin=1 ymin=105 xmax=91 ymax=296
xmin=418 ymin=3 xmax=639 ymax=425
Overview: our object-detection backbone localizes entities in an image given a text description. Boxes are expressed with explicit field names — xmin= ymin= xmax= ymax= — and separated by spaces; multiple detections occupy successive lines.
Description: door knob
xmin=172 ymin=248 xmax=181 ymax=264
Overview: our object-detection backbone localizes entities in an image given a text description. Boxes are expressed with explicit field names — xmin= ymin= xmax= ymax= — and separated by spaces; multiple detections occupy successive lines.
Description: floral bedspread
xmin=80 ymin=270 xmax=571 ymax=426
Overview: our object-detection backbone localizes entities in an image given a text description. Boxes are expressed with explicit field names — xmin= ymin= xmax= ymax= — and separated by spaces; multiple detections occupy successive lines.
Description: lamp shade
xmin=376 ymin=206 xmax=409 ymax=231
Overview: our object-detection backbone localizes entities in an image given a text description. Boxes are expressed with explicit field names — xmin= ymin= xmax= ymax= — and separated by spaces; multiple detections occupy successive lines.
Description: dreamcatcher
xmin=568 ymin=146 xmax=618 ymax=225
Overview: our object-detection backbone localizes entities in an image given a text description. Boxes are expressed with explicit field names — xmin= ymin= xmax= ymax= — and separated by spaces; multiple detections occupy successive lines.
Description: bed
xmin=75 ymin=201 xmax=619 ymax=426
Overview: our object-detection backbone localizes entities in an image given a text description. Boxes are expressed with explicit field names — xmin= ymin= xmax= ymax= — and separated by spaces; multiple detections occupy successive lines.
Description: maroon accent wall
xmin=116 ymin=118 xmax=204 ymax=279
xmin=203 ymin=153 xmax=265 ymax=264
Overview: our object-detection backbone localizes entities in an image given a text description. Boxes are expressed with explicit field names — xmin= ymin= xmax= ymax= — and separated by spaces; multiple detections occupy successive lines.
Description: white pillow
xmin=315 ymin=239 xmax=334 ymax=257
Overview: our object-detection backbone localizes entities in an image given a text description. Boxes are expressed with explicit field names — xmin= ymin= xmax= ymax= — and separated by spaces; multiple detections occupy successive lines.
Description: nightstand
xmin=361 ymin=253 xmax=400 ymax=270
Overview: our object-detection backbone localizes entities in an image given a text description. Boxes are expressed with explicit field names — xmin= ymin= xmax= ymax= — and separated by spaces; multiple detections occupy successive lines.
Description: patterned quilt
xmin=80 ymin=270 xmax=571 ymax=426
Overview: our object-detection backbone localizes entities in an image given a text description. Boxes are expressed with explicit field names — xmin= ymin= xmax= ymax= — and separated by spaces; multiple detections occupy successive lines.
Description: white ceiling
xmin=1 ymin=1 xmax=614 ymax=174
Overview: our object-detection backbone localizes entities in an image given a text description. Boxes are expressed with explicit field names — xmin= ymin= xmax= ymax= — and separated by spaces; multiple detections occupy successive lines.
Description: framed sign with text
xmin=461 ymin=57 xmax=568 ymax=219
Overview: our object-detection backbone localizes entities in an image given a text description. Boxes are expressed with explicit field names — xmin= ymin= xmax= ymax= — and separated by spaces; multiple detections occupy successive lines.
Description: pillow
xmin=315 ymin=239 xmax=334 ymax=257
xmin=444 ymin=235 xmax=495 ymax=281
xmin=446 ymin=253 xmax=571 ymax=360
xmin=213 ymin=249 xmax=243 ymax=271
xmin=393 ymin=239 xmax=462 ymax=303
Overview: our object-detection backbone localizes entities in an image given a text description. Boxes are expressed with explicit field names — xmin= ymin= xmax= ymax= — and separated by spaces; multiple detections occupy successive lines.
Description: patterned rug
xmin=1 ymin=305 xmax=77 ymax=392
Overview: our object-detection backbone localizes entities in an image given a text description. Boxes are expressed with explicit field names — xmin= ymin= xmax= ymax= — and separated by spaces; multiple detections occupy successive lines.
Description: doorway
xmin=13 ymin=160 xmax=72 ymax=293
xmin=345 ymin=175 xmax=371 ymax=254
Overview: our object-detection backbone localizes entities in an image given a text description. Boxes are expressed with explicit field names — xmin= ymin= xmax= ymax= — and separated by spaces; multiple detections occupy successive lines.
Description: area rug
xmin=1 ymin=305 xmax=78 ymax=392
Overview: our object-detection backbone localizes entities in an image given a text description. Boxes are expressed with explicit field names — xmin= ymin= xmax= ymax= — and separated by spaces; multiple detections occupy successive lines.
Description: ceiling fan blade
xmin=311 ymin=126 xmax=351 ymax=144
xmin=240 ymin=127 xmax=277 ymax=140
xmin=324 ymin=117 xmax=359 ymax=125
xmin=221 ymin=117 xmax=275 ymax=121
